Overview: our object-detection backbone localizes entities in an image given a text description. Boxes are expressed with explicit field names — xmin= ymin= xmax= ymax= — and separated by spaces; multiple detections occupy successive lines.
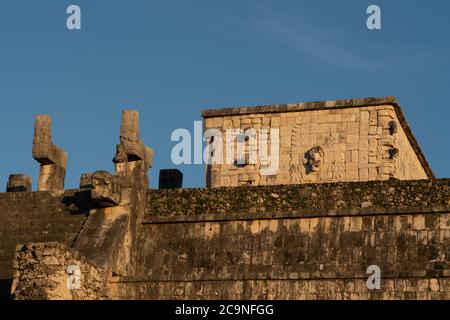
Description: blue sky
xmin=0 ymin=0 xmax=449 ymax=189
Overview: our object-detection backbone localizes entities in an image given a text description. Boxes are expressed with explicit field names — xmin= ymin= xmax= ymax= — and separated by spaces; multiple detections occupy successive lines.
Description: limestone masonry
xmin=1 ymin=96 xmax=450 ymax=300
xmin=202 ymin=96 xmax=432 ymax=187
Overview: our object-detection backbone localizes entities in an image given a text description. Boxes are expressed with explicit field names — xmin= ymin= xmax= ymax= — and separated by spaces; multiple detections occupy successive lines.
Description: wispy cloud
xmin=254 ymin=18 xmax=383 ymax=70
xmin=243 ymin=0 xmax=432 ymax=71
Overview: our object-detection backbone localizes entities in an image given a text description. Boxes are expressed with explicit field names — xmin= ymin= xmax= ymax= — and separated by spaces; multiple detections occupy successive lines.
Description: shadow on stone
xmin=0 ymin=279 xmax=12 ymax=300
xmin=62 ymin=190 xmax=92 ymax=214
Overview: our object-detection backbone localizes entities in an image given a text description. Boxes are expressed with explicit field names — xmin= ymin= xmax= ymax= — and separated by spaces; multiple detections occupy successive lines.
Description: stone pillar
xmin=32 ymin=115 xmax=67 ymax=192
xmin=113 ymin=110 xmax=153 ymax=175
xmin=120 ymin=109 xmax=140 ymax=143
xmin=6 ymin=174 xmax=32 ymax=192
xmin=73 ymin=110 xmax=154 ymax=276
xmin=159 ymin=169 xmax=183 ymax=189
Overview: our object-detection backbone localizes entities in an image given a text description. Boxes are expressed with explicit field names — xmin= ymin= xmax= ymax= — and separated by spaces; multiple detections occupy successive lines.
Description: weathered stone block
xmin=92 ymin=171 xmax=120 ymax=207
xmin=33 ymin=115 xmax=67 ymax=169
xmin=6 ymin=174 xmax=32 ymax=192
xmin=38 ymin=164 xmax=66 ymax=192
xmin=32 ymin=115 xmax=67 ymax=192
xmin=11 ymin=242 xmax=110 ymax=300
xmin=113 ymin=110 xmax=153 ymax=175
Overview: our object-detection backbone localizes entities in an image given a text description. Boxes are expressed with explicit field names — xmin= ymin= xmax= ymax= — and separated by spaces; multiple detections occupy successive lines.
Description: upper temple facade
xmin=202 ymin=96 xmax=433 ymax=187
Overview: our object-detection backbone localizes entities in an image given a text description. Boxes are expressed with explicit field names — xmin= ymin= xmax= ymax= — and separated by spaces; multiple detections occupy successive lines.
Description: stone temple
xmin=202 ymin=96 xmax=432 ymax=187
xmin=1 ymin=96 xmax=450 ymax=300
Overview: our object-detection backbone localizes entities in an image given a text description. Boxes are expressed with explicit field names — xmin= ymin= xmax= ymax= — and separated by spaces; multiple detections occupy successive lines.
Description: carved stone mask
xmin=304 ymin=146 xmax=324 ymax=173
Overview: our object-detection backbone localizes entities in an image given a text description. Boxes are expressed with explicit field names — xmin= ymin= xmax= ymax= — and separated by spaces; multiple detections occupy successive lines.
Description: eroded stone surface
xmin=80 ymin=171 xmax=120 ymax=207
xmin=113 ymin=110 xmax=153 ymax=173
xmin=32 ymin=115 xmax=67 ymax=192
xmin=6 ymin=174 xmax=32 ymax=192
xmin=11 ymin=242 xmax=109 ymax=300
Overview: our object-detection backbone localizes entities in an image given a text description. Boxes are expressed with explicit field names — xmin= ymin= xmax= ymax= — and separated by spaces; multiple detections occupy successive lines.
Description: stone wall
xmin=111 ymin=207 xmax=450 ymax=300
xmin=11 ymin=242 xmax=109 ymax=300
xmin=2 ymin=180 xmax=450 ymax=300
xmin=202 ymin=97 xmax=432 ymax=187
xmin=147 ymin=179 xmax=450 ymax=217
xmin=108 ymin=179 xmax=450 ymax=300
xmin=0 ymin=190 xmax=89 ymax=299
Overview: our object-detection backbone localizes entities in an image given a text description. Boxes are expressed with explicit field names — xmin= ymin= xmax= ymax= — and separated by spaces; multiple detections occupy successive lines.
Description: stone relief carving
xmin=304 ymin=146 xmax=324 ymax=173
xmin=389 ymin=147 xmax=399 ymax=160
xmin=388 ymin=120 xmax=398 ymax=135
xmin=289 ymin=124 xmax=303 ymax=182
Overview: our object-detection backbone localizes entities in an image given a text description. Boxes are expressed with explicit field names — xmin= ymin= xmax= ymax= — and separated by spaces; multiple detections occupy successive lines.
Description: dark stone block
xmin=158 ymin=169 xmax=183 ymax=189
